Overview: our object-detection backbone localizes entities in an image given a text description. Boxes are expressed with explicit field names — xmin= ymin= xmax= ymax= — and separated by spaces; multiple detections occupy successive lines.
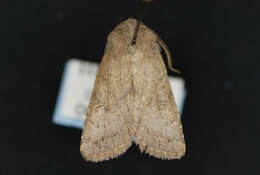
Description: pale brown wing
xmin=133 ymin=48 xmax=186 ymax=159
xmin=80 ymin=52 xmax=133 ymax=162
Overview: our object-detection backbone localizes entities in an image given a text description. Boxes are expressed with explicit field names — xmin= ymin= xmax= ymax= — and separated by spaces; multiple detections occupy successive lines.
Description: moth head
xmin=106 ymin=18 xmax=159 ymax=53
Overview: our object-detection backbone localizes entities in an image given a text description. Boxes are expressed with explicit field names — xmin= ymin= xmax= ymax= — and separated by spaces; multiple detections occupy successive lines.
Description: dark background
xmin=2 ymin=0 xmax=260 ymax=174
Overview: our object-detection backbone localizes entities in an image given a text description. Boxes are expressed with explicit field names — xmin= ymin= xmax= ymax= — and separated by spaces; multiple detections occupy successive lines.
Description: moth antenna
xmin=157 ymin=36 xmax=180 ymax=74
xmin=131 ymin=0 xmax=152 ymax=45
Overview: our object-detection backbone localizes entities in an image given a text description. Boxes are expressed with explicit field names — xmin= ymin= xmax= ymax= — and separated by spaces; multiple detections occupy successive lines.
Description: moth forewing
xmin=80 ymin=18 xmax=185 ymax=162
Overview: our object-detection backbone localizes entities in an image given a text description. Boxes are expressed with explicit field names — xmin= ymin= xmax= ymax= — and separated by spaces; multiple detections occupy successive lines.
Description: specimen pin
xmin=131 ymin=0 xmax=152 ymax=45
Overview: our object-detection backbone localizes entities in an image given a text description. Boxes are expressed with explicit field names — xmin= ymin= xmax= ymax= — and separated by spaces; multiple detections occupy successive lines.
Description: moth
xmin=80 ymin=18 xmax=185 ymax=162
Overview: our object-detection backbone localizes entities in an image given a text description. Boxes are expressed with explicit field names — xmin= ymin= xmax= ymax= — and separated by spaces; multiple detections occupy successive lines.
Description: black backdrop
xmin=2 ymin=0 xmax=260 ymax=174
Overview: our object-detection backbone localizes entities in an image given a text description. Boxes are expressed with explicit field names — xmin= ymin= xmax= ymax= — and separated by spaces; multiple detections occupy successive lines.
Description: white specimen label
xmin=53 ymin=59 xmax=186 ymax=128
